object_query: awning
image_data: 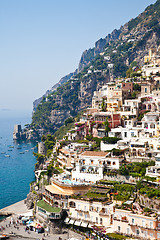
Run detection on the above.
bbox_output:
[87,224,93,229]
[69,219,75,224]
[64,217,70,223]
[74,220,81,226]
[81,222,88,228]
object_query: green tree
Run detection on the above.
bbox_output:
[103,118,110,137]
[126,68,133,78]
[101,98,106,112]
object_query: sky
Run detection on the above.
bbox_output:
[0,0,157,117]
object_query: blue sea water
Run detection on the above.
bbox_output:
[0,114,37,209]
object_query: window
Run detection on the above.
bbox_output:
[100,218,103,225]
[96,217,98,224]
[124,132,127,138]
[85,214,87,219]
[145,88,147,93]
[127,228,130,235]
[131,132,134,137]
[150,222,153,229]
[142,220,145,227]
[157,233,160,238]
[144,231,147,238]
[132,218,135,224]
[136,229,140,235]
[118,226,121,232]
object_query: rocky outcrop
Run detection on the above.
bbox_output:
[30,0,160,137]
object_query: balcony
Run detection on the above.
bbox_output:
[76,209,89,213]
[99,211,109,216]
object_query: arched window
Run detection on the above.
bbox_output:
[144,123,148,128]
[69,201,76,208]
[150,123,155,129]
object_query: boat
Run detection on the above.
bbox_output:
[5,155,10,157]
[17,147,22,149]
[8,149,13,151]
[19,152,24,154]
[0,235,9,239]
[9,146,14,148]
[25,150,29,152]
[1,152,6,154]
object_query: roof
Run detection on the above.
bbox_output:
[80,151,108,157]
[60,149,69,155]
[37,200,61,213]
[45,184,81,196]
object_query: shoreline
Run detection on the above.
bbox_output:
[0,199,29,216]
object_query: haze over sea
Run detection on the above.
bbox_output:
[0,111,36,210]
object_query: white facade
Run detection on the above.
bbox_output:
[68,199,114,228]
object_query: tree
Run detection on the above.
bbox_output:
[101,98,106,112]
[103,118,110,137]
[64,117,74,126]
[126,68,133,78]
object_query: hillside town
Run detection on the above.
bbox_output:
[29,48,160,240]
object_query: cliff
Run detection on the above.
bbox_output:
[30,0,160,138]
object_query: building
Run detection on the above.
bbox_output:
[36,199,62,221]
[68,198,114,229]
[42,177,90,210]
[92,112,121,138]
[72,151,107,182]
[113,207,160,240]
[38,142,46,155]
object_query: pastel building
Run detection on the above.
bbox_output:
[113,208,160,240]
[68,198,114,228]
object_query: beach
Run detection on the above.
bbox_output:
[0,200,84,240]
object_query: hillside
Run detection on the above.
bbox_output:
[30,0,160,138]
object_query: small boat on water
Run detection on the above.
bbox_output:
[25,150,29,152]
[19,152,24,154]
[8,149,13,151]
[17,147,22,149]
[9,146,14,148]
[5,155,10,157]
[0,234,9,239]
[1,152,6,154]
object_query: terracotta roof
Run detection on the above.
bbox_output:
[60,149,69,155]
[80,151,107,157]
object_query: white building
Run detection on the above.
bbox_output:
[72,151,107,182]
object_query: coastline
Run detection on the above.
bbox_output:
[0,199,30,216]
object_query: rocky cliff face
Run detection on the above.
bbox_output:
[33,28,121,112]
[30,0,160,137]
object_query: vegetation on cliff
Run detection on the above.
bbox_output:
[30,0,160,138]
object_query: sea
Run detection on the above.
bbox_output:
[0,111,37,210]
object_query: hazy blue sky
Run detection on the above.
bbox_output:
[0,0,156,117]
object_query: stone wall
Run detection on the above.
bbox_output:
[104,174,140,184]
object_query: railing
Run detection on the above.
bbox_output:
[76,209,89,213]
[99,212,109,216]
